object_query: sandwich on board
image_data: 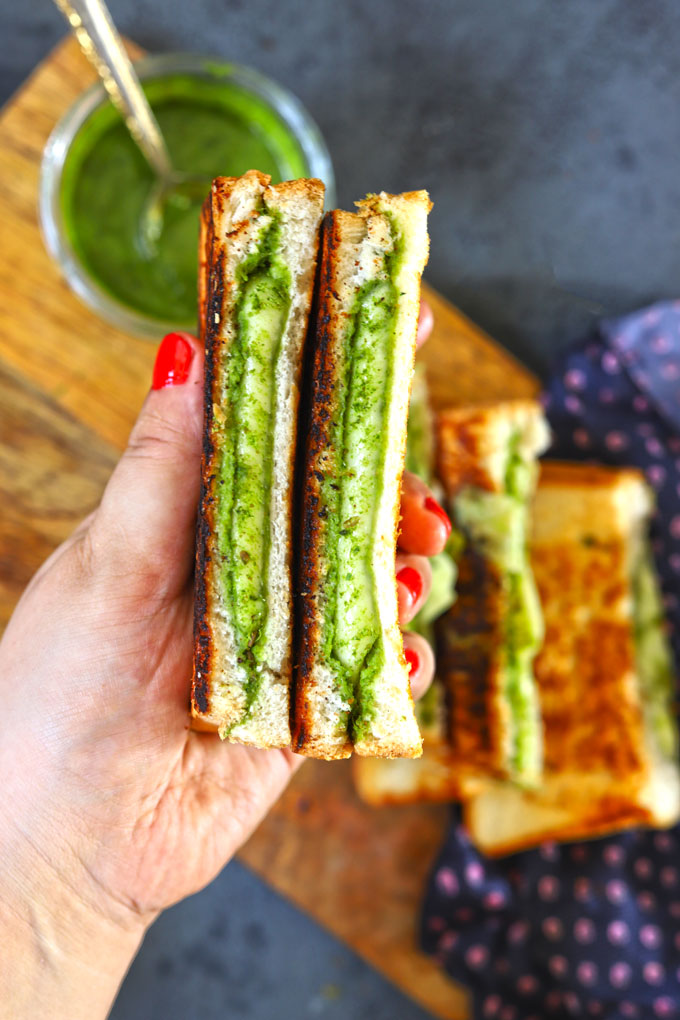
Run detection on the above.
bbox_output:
[466,461,680,854]
[192,171,431,759]
[436,399,549,790]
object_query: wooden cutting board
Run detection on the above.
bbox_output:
[0,36,538,1020]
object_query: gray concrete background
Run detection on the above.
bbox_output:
[109,862,434,1020]
[6,0,680,375]
[3,1,680,1016]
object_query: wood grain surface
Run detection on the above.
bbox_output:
[0,36,538,1020]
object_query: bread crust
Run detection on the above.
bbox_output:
[293,211,354,758]
[436,549,513,778]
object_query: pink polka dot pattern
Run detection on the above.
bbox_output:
[483,994,501,1016]
[601,350,620,373]
[609,961,632,988]
[643,961,665,985]
[639,924,662,949]
[549,955,568,978]
[507,920,529,944]
[465,861,484,885]
[653,998,676,1018]
[465,944,488,969]
[542,916,563,940]
[669,516,680,539]
[603,844,624,866]
[605,879,627,904]
[437,930,458,952]
[647,464,667,487]
[637,890,657,911]
[634,857,653,879]
[436,867,458,895]
[652,335,672,354]
[421,304,680,1019]
[654,833,673,852]
[661,361,680,380]
[576,961,597,986]
[573,877,591,901]
[516,974,537,995]
[605,430,629,451]
[607,920,630,945]
[538,875,560,901]
[565,368,587,390]
[483,889,506,910]
[574,918,596,943]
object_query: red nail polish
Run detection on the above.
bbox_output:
[397,565,423,607]
[404,647,419,674]
[424,496,452,536]
[152,333,193,390]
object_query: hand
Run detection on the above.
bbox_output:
[0,301,448,1019]
[399,298,448,699]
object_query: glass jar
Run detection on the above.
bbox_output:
[40,53,336,339]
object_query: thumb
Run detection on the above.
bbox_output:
[90,332,205,596]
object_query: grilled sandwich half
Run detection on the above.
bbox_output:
[466,462,680,854]
[436,400,550,790]
[192,170,324,746]
[293,191,431,759]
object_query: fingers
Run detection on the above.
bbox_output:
[416,299,433,349]
[403,631,435,701]
[396,554,431,625]
[90,332,205,597]
[399,472,452,557]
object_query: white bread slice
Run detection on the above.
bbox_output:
[465,461,680,855]
[192,170,324,747]
[293,191,431,759]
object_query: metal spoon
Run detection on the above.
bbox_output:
[52,0,210,259]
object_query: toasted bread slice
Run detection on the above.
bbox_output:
[465,461,680,855]
[293,191,431,759]
[192,170,324,746]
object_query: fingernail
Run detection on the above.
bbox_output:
[152,333,194,390]
[404,647,419,674]
[424,496,452,536]
[397,565,423,608]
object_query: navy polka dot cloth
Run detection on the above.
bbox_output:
[421,302,680,1019]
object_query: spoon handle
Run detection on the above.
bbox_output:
[52,0,174,180]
